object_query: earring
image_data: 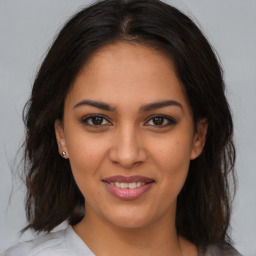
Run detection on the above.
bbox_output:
[62,151,66,157]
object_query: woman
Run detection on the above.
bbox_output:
[1,0,242,255]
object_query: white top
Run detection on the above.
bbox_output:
[1,226,94,256]
[1,226,242,256]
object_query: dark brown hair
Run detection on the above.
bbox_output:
[22,0,236,249]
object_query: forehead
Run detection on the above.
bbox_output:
[81,42,175,80]
[66,42,190,111]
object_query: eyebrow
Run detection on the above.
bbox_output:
[139,100,183,112]
[73,99,183,112]
[73,100,116,111]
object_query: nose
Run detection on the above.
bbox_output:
[108,125,147,168]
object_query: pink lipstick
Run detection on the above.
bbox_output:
[102,175,154,200]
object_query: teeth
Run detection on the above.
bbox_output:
[120,183,128,188]
[115,182,120,188]
[110,181,146,189]
[128,182,136,189]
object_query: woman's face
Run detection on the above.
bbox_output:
[55,42,207,229]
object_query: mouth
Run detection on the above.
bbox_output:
[102,175,155,200]
[105,181,147,189]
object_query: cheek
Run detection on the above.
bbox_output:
[154,136,192,167]
[65,132,109,188]
[66,140,106,205]
[150,133,192,184]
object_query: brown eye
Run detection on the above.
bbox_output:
[91,116,104,125]
[152,116,164,125]
[82,115,111,127]
[145,115,177,127]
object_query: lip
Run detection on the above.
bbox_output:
[103,175,154,183]
[102,175,155,200]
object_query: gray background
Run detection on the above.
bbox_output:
[0,0,255,255]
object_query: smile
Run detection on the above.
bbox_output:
[109,181,145,189]
[102,175,154,200]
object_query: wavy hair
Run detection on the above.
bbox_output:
[22,0,236,249]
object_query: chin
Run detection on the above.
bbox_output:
[103,207,156,230]
[109,217,151,230]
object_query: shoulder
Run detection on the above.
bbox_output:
[204,242,243,256]
[1,228,69,256]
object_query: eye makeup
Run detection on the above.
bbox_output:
[80,113,177,129]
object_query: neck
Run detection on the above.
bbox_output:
[73,207,188,256]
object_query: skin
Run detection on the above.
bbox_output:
[55,42,207,256]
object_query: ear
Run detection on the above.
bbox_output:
[190,118,208,160]
[55,119,69,158]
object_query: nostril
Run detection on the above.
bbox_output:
[108,138,147,167]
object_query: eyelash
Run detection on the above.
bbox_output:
[81,114,111,128]
[145,114,177,127]
[81,114,177,128]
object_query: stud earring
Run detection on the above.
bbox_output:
[62,151,66,157]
